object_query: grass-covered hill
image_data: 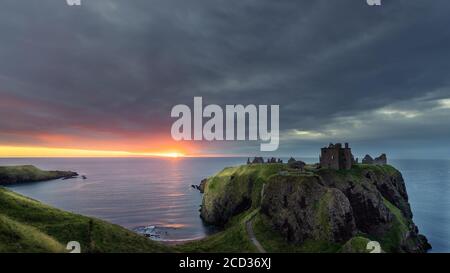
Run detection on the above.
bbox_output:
[195,163,431,253]
[0,165,78,185]
[0,187,170,253]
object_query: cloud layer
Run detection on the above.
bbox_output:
[1,0,450,158]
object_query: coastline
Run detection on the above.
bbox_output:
[0,160,437,253]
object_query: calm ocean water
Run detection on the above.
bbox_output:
[1,157,449,252]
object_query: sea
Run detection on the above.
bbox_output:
[1,157,449,252]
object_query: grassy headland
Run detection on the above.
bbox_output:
[193,162,430,253]
[0,165,78,186]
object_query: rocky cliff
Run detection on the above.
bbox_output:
[200,163,431,253]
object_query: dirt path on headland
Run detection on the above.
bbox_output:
[246,213,266,253]
[245,185,267,253]
[165,186,268,251]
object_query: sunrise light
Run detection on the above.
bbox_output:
[164,152,183,158]
[0,146,186,158]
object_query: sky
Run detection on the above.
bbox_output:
[1,0,450,159]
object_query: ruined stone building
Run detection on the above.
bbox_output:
[247,157,283,164]
[362,155,373,164]
[287,158,306,171]
[319,143,355,170]
[252,157,264,164]
[362,154,387,165]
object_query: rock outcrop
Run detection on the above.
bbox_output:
[192,178,209,193]
[198,178,208,193]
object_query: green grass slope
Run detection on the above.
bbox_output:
[0,187,170,253]
[203,163,287,210]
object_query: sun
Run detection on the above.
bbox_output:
[163,152,184,158]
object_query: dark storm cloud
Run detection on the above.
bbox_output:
[1,0,450,157]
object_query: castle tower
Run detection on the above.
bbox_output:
[319,143,354,170]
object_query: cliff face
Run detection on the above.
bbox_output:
[200,163,431,253]
[200,164,276,225]
[261,175,356,243]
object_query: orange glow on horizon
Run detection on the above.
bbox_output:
[164,152,183,158]
[0,146,187,158]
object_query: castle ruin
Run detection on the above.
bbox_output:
[319,143,355,170]
[362,153,387,165]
